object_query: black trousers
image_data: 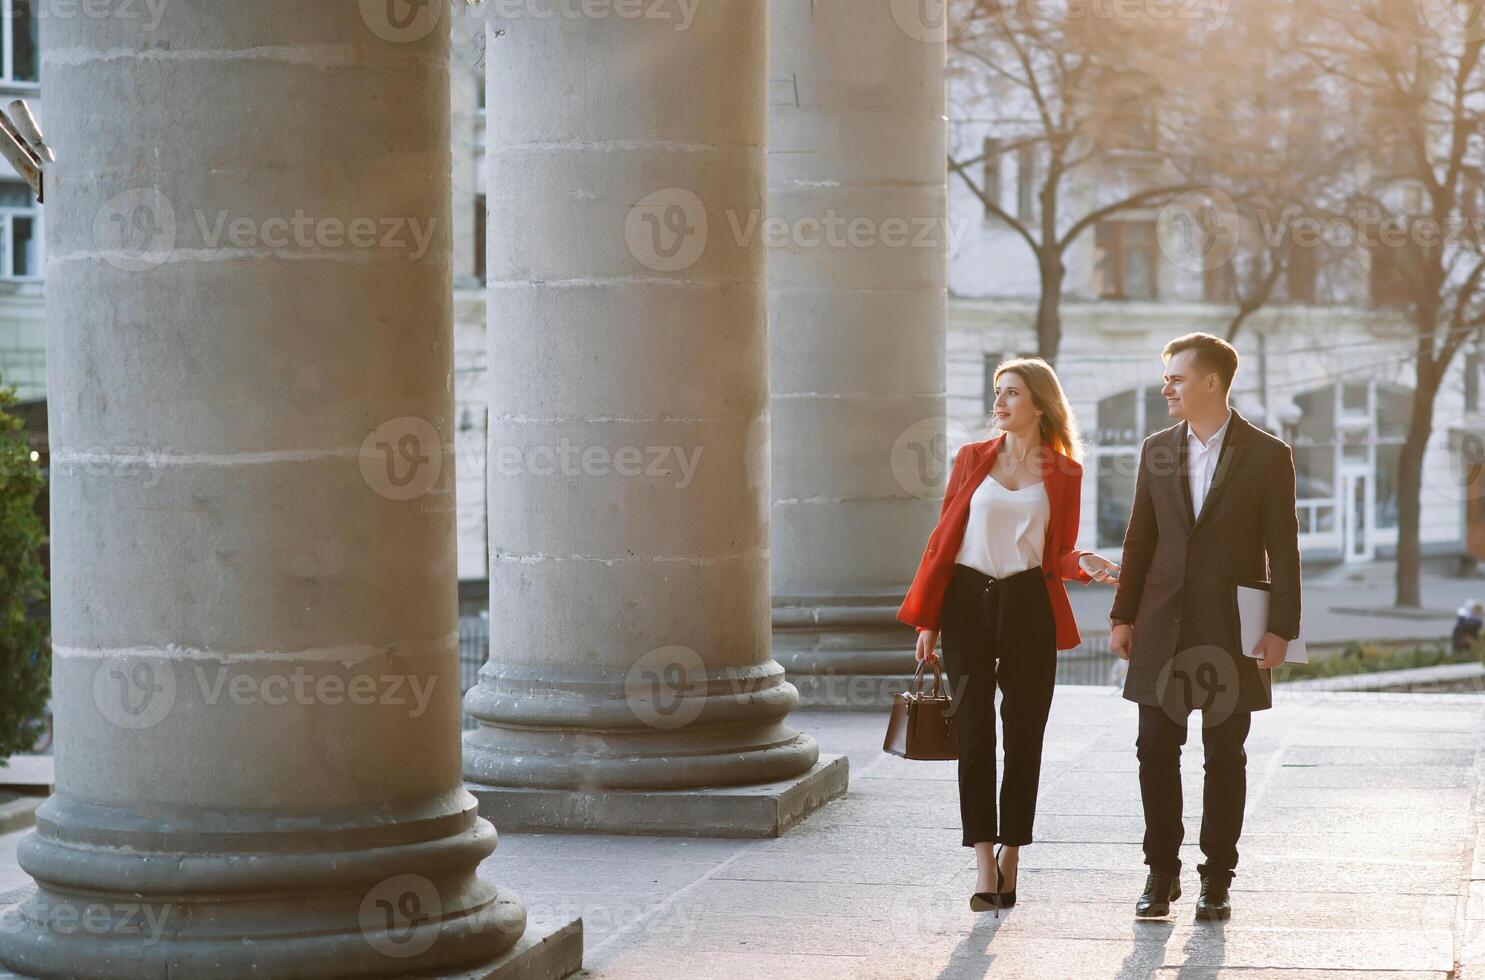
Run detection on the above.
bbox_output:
[1136,703,1252,882]
[938,562,1057,848]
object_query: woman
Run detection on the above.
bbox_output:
[897,356,1119,913]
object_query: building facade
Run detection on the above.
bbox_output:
[0,0,42,403]
[943,69,1477,569]
[7,4,1476,580]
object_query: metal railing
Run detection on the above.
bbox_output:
[455,615,1123,728]
[1057,632,1123,687]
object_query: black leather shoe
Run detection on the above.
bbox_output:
[1135,872,1181,918]
[1195,874,1231,921]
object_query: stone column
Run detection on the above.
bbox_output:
[464,1,847,836]
[0,4,576,978]
[768,0,950,707]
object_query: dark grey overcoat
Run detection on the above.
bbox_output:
[1109,407,1302,713]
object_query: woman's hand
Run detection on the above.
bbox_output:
[1078,553,1120,584]
[916,628,940,664]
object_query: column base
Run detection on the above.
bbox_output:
[432,919,583,980]
[0,793,528,980]
[773,596,918,708]
[0,912,582,980]
[466,754,848,838]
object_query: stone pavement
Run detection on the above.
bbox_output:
[480,687,1484,978]
[0,687,1479,978]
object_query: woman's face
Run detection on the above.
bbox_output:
[993,371,1040,434]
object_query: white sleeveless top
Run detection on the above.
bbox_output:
[953,475,1049,578]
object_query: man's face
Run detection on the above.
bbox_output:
[1160,349,1218,421]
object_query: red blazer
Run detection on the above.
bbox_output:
[897,433,1093,650]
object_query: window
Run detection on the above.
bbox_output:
[0,181,37,278]
[1093,385,1178,548]
[1287,381,1413,539]
[1369,228,1429,308]
[474,193,486,284]
[1112,105,1159,152]
[982,355,996,418]
[1287,236,1317,304]
[1204,262,1236,304]
[1374,384,1410,530]
[1291,386,1337,532]
[1016,144,1035,224]
[1095,220,1157,299]
[981,137,1001,216]
[1374,133,1414,178]
[3,0,35,83]
[1097,453,1137,549]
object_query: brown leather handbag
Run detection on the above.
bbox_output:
[883,659,958,760]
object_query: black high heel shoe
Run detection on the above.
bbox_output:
[969,844,1017,916]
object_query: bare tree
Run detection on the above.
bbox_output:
[946,1,1204,364]
[1301,0,1485,606]
[1181,0,1377,344]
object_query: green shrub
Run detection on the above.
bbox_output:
[0,385,48,762]
[1275,638,1474,683]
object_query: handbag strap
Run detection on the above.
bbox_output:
[911,658,946,699]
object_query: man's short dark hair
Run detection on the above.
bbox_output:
[1163,332,1239,392]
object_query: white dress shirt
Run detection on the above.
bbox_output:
[1187,408,1232,518]
[953,476,1049,578]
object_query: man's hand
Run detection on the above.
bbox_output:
[1253,631,1288,669]
[1110,623,1132,661]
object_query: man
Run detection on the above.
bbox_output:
[1109,333,1301,922]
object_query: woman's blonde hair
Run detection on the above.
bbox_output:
[989,356,1085,464]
